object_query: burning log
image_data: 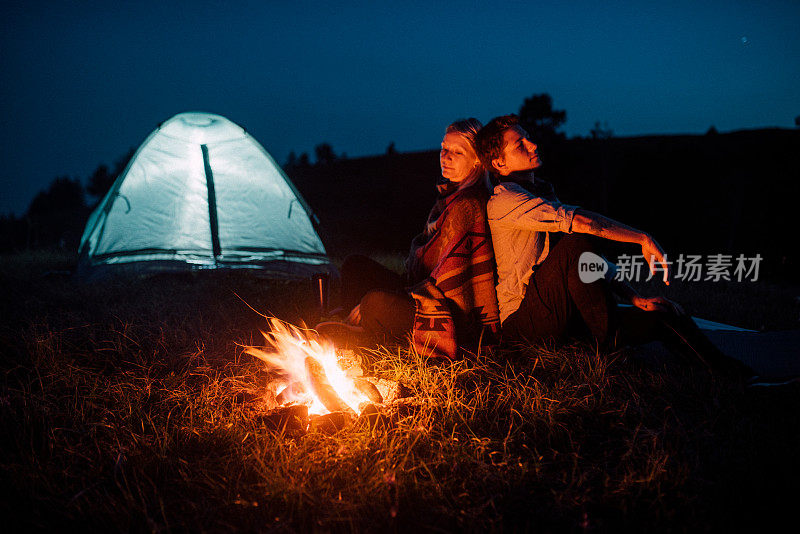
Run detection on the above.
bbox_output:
[275,381,307,405]
[257,404,309,432]
[305,356,354,414]
[353,377,383,404]
[336,349,364,377]
[356,403,389,430]
[370,378,412,404]
[246,317,418,419]
[309,411,354,434]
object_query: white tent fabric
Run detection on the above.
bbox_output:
[78,112,332,278]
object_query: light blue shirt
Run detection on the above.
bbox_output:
[487,181,578,322]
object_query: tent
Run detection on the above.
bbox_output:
[78,112,333,279]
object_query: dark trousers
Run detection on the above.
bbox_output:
[504,235,615,344]
[504,235,752,376]
[339,255,415,339]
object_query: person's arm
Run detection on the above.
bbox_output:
[571,209,670,284]
[488,183,577,234]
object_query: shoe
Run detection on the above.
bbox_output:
[746,375,800,388]
[314,321,367,348]
[316,307,346,323]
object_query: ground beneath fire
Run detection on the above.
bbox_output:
[1,251,798,532]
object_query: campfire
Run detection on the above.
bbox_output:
[245,318,413,432]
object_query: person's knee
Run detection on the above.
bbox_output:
[548,233,598,267]
[360,289,410,322]
[341,254,373,278]
[360,290,414,337]
[560,233,595,255]
[360,289,388,316]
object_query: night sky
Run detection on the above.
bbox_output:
[2,0,798,216]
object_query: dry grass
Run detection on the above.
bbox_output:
[1,251,798,532]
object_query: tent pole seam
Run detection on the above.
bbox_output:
[201,144,222,261]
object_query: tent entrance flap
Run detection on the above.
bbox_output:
[201,144,222,260]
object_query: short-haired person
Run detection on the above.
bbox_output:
[475,114,754,379]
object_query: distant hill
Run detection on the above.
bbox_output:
[288,151,440,256]
[287,128,799,278]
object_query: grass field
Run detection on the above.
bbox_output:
[1,251,799,532]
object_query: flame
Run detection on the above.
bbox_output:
[245,318,370,415]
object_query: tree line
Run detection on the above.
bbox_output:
[0,93,610,253]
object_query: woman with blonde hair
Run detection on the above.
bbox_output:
[318,119,500,358]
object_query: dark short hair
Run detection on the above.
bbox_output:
[474,114,520,176]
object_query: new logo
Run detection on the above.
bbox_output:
[578,251,608,283]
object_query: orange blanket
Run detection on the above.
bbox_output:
[406,183,501,359]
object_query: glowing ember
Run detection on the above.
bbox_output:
[245,318,373,416]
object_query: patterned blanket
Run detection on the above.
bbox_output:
[405,181,501,359]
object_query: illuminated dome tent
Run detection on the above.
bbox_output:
[78,112,333,278]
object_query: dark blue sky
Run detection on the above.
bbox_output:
[2,0,798,215]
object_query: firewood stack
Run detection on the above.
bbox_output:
[256,350,419,434]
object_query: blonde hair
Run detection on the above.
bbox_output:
[445,118,489,191]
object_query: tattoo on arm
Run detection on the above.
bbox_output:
[575,209,642,243]
[588,216,612,235]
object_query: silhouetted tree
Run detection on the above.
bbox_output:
[0,213,26,252]
[284,151,298,169]
[518,93,566,144]
[26,176,88,249]
[28,176,85,216]
[314,143,337,166]
[86,164,113,199]
[386,142,397,155]
[795,115,799,128]
[298,152,310,167]
[706,125,719,136]
[590,121,614,140]
[86,147,135,202]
